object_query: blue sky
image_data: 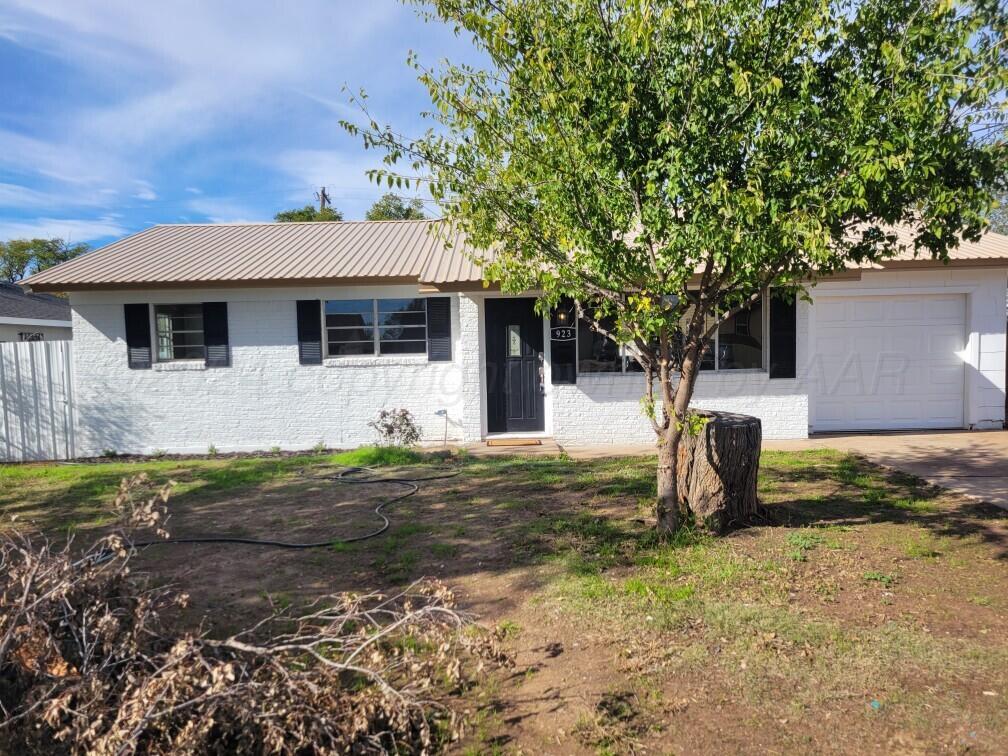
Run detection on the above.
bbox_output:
[0,1,476,247]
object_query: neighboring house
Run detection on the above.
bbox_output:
[0,282,72,343]
[23,220,1008,455]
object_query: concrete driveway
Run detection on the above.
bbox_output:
[767,429,1008,511]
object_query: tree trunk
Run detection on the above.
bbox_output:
[676,411,762,534]
[655,437,682,534]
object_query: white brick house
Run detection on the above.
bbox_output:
[23,220,1008,455]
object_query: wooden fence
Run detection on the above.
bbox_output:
[0,341,75,462]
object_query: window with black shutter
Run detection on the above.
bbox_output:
[769,293,797,379]
[296,299,323,364]
[123,303,152,369]
[426,297,452,361]
[202,302,230,367]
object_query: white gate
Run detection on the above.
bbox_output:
[0,341,75,462]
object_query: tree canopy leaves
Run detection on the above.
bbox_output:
[0,238,90,283]
[354,0,1006,347]
[366,193,427,221]
[346,0,1007,529]
[274,205,344,222]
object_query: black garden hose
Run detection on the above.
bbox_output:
[96,465,460,561]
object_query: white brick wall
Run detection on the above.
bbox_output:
[551,377,808,444]
[70,285,468,455]
[458,294,484,442]
[67,268,1006,454]
[550,294,812,443]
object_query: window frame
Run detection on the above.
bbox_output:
[152,303,206,363]
[322,297,430,358]
[574,292,769,376]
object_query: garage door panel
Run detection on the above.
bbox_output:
[929,330,964,357]
[926,296,967,321]
[928,365,964,388]
[816,301,848,323]
[811,293,965,432]
[851,300,885,321]
[851,333,885,354]
[886,298,922,321]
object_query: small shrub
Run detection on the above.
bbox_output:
[270,445,282,454]
[151,448,167,459]
[100,448,118,458]
[369,408,422,447]
[207,443,218,457]
[312,440,327,454]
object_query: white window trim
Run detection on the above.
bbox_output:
[575,292,769,376]
[322,297,429,359]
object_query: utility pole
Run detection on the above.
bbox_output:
[315,186,331,213]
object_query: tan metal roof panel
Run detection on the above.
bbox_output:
[23,220,1008,292]
[24,219,483,291]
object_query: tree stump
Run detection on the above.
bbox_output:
[676,411,762,534]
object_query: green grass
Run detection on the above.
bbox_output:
[863,570,898,588]
[0,445,433,534]
[891,497,939,515]
[3,445,1006,752]
[329,445,427,467]
[786,529,826,561]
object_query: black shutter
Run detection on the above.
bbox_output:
[769,292,797,379]
[426,297,452,361]
[202,302,230,367]
[123,303,151,369]
[296,299,323,365]
[550,296,577,384]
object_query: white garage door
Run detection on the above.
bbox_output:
[810,293,966,432]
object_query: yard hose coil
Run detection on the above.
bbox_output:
[94,465,460,563]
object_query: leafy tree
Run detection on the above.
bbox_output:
[365,193,427,221]
[347,0,1008,533]
[0,238,90,283]
[274,205,344,222]
[989,191,1008,234]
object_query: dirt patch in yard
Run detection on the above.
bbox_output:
[4,449,1008,753]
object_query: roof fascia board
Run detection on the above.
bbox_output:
[0,316,72,327]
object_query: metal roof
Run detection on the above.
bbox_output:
[24,220,489,291]
[0,282,71,322]
[22,219,1008,292]
[870,225,1008,263]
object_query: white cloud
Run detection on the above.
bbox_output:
[132,181,157,201]
[0,1,467,227]
[0,181,119,211]
[186,197,267,224]
[0,215,128,242]
[0,1,402,200]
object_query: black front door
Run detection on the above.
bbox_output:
[485,298,545,433]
